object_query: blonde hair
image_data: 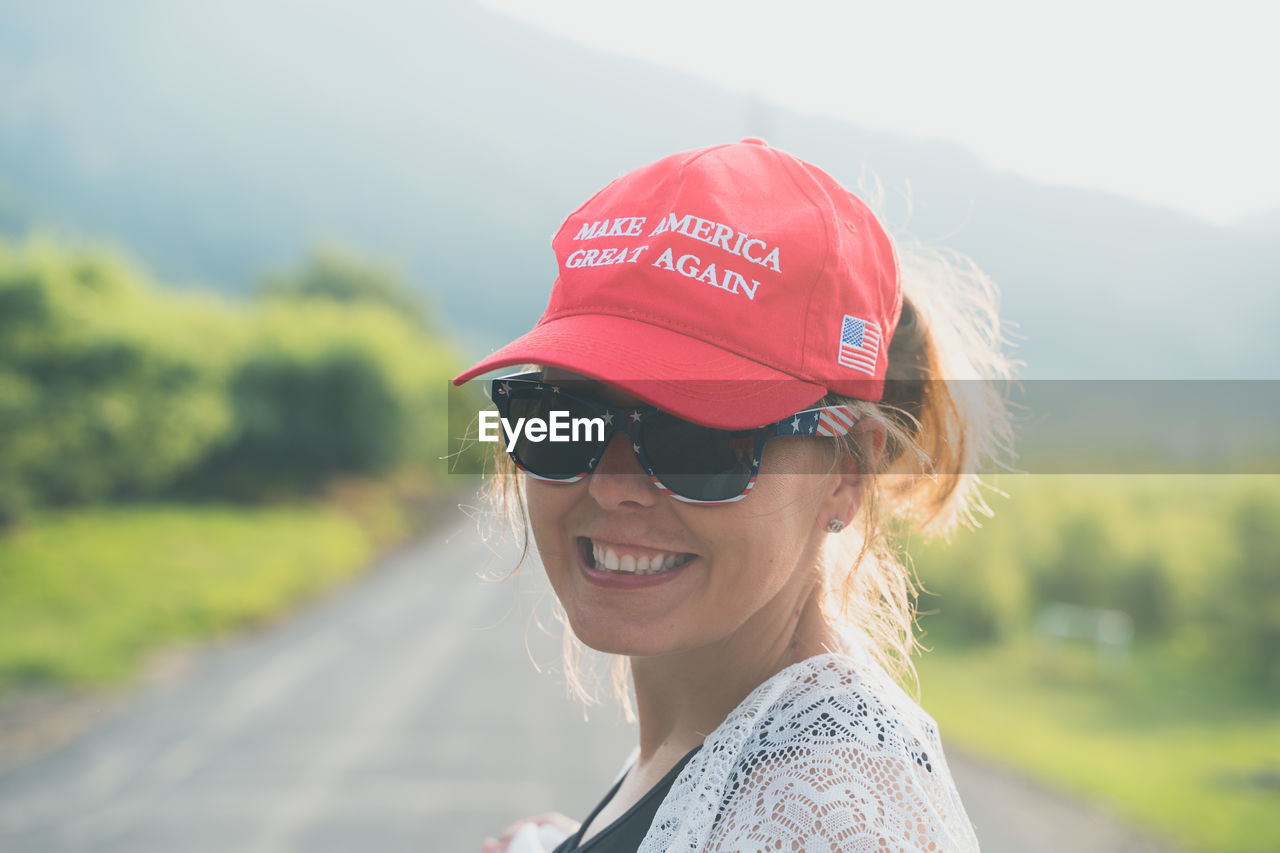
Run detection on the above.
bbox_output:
[813,236,1016,687]
[480,237,1015,718]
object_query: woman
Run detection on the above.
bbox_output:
[456,139,1011,852]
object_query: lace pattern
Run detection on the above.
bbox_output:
[637,652,979,852]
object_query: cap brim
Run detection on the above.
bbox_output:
[452,314,827,430]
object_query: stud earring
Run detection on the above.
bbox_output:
[826,518,845,533]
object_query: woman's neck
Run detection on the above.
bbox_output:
[627,581,836,765]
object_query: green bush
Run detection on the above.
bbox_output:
[256,245,433,329]
[1,237,477,518]
[911,476,1280,695]
[178,296,471,497]
[1114,554,1175,638]
[0,239,236,520]
[1203,491,1280,691]
[232,345,403,474]
[1029,514,1116,608]
[915,530,1030,645]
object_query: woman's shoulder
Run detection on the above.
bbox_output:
[639,652,979,852]
[751,652,944,766]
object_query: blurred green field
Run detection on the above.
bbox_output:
[919,646,1280,853]
[0,503,375,688]
[913,475,1280,687]
[912,475,1280,853]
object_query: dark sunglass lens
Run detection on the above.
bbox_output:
[504,387,606,479]
[640,414,755,501]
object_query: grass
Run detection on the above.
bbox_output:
[0,503,377,689]
[916,643,1280,853]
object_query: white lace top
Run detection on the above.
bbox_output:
[631,651,979,852]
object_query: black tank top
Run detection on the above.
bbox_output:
[552,746,701,853]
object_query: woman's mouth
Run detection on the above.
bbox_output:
[578,537,697,576]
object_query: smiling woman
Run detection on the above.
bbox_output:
[527,373,843,662]
[454,140,1013,852]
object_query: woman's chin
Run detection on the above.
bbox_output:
[573,629,659,657]
[567,617,676,658]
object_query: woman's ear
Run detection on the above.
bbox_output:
[857,415,888,467]
[821,416,887,529]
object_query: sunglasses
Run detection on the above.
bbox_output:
[489,371,861,504]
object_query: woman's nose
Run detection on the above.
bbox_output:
[586,433,660,508]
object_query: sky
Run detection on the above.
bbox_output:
[478,0,1279,228]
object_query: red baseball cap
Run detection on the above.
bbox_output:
[452,139,902,430]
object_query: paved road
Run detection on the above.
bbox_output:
[0,506,1174,852]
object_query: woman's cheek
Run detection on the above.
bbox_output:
[525,480,580,574]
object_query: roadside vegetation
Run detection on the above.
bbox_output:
[0,502,373,687]
[912,475,1280,853]
[0,237,481,690]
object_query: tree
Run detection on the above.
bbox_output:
[256,245,432,328]
[0,238,235,521]
[1204,494,1280,692]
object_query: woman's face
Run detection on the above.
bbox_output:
[526,370,851,661]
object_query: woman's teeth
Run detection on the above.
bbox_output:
[590,543,694,575]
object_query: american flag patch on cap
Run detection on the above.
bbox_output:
[837,314,881,376]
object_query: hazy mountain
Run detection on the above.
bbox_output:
[1,0,1276,378]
